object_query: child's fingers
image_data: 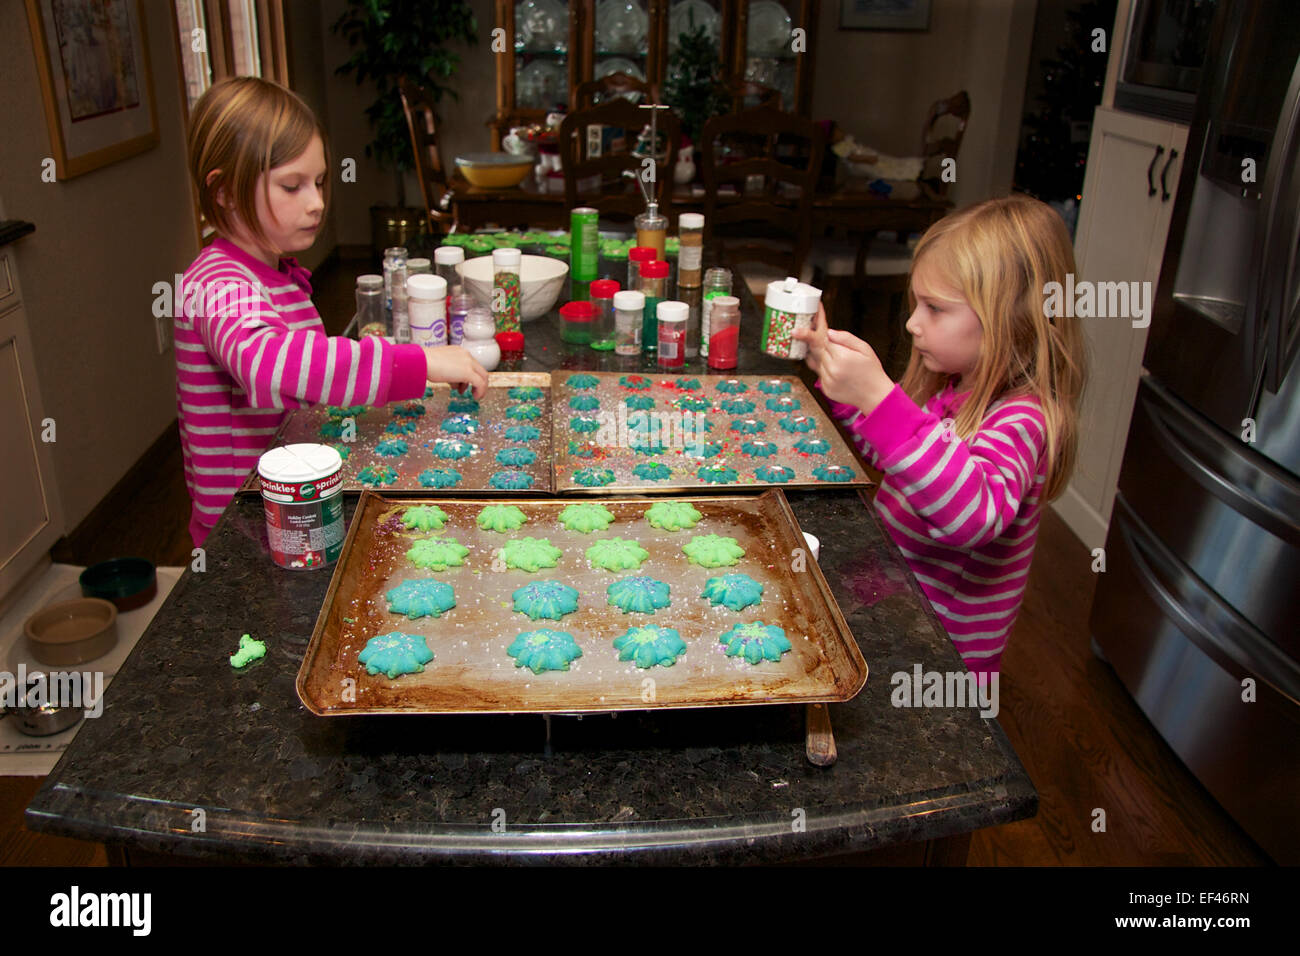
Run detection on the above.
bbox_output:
[826,328,878,357]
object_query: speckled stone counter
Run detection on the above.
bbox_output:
[25,302,1036,865]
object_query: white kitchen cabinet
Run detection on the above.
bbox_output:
[1052,107,1188,549]
[0,243,65,608]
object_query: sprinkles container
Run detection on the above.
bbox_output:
[258,444,345,570]
[762,277,822,360]
[491,247,522,333]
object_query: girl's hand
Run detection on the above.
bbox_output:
[424,346,489,399]
[794,304,894,413]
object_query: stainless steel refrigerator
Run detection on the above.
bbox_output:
[1090,0,1300,864]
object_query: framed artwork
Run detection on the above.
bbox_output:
[25,0,159,179]
[840,0,932,31]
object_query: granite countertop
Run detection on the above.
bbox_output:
[25,285,1036,864]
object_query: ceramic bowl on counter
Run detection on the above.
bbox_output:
[456,254,569,322]
[454,152,533,189]
[79,557,156,611]
[23,597,119,667]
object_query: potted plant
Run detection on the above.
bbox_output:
[332,0,478,255]
[662,22,729,166]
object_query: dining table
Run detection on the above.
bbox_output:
[24,260,1035,865]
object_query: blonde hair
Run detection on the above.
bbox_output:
[899,196,1087,502]
[187,76,329,255]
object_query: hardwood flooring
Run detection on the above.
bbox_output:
[1,257,1270,866]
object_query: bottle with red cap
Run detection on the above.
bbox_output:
[558,300,598,346]
[639,260,670,354]
[628,246,656,295]
[495,330,525,366]
[588,279,619,350]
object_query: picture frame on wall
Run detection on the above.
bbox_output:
[840,0,932,32]
[25,0,159,179]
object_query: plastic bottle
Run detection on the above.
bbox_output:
[639,260,669,354]
[614,290,645,356]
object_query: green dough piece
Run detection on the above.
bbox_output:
[502,537,563,572]
[507,403,542,420]
[718,621,792,664]
[496,447,538,467]
[701,573,764,611]
[505,425,541,442]
[558,503,616,533]
[742,440,778,457]
[755,464,795,483]
[613,625,686,668]
[573,467,615,487]
[375,438,408,457]
[418,467,462,488]
[406,538,469,570]
[697,464,739,484]
[607,576,671,614]
[511,581,580,620]
[359,631,434,678]
[402,505,450,532]
[633,462,673,481]
[813,463,854,482]
[507,628,583,674]
[508,385,544,401]
[645,501,703,531]
[477,504,528,532]
[683,533,745,567]
[716,378,748,393]
[586,537,649,571]
[489,469,534,490]
[385,579,456,619]
[229,633,266,668]
[432,439,475,459]
[758,379,792,394]
[569,394,600,411]
[358,465,398,487]
[778,415,817,433]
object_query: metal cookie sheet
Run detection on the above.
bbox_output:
[296,489,868,715]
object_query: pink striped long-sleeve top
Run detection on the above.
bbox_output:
[820,378,1048,674]
[176,238,428,546]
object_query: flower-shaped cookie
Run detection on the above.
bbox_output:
[392,402,426,418]
[719,398,756,415]
[440,414,479,434]
[496,447,538,467]
[573,467,615,487]
[418,467,462,488]
[613,625,686,668]
[385,579,456,619]
[358,465,398,487]
[558,503,616,533]
[683,534,745,567]
[501,537,562,572]
[489,469,534,490]
[432,439,475,459]
[718,621,792,664]
[385,419,417,435]
[406,538,469,570]
[697,464,739,484]
[505,424,541,442]
[359,632,434,678]
[511,581,579,620]
[755,464,795,483]
[507,628,583,673]
[778,415,817,433]
[586,538,650,571]
[447,397,480,414]
[730,418,766,434]
[570,416,601,433]
[645,501,702,531]
[569,394,600,411]
[624,395,655,411]
[741,440,778,457]
[794,437,831,455]
[813,463,853,482]
[765,396,801,413]
[607,577,671,615]
[633,462,673,481]
[375,439,409,457]
[477,504,528,532]
[716,378,748,393]
[619,374,652,390]
[566,374,600,390]
[701,573,764,612]
[401,505,449,532]
[506,404,542,420]
[508,385,544,401]
[758,379,792,395]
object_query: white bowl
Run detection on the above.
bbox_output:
[456,254,570,322]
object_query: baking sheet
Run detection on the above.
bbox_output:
[550,372,871,493]
[240,372,554,494]
[296,490,867,715]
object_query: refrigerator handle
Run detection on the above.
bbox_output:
[1250,52,1300,394]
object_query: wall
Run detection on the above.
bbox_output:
[0,1,196,532]
[811,0,1036,207]
[286,0,337,269]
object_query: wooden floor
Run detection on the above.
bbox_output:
[1,258,1270,866]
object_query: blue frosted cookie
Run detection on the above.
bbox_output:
[507,628,583,673]
[570,416,601,433]
[730,418,766,434]
[701,573,764,612]
[573,466,615,487]
[385,579,456,619]
[358,465,398,486]
[567,440,598,458]
[512,581,579,620]
[741,440,778,457]
[765,396,801,413]
[697,464,739,484]
[624,395,655,411]
[566,374,600,390]
[319,420,347,439]
[508,385,544,401]
[447,396,480,414]
[683,440,725,459]
[507,404,542,420]
[719,398,756,415]
[674,377,702,390]
[607,576,671,615]
[632,461,673,481]
[385,419,417,435]
[393,402,426,418]
[505,424,541,442]
[332,443,351,460]
[418,467,462,488]
[432,439,475,459]
[569,394,600,411]
[327,404,368,419]
[490,469,534,490]
[619,374,652,390]
[716,378,748,393]
[440,414,479,434]
[613,625,686,668]
[375,439,408,457]
[758,378,792,395]
[794,437,831,455]
[755,464,795,483]
[359,632,434,678]
[675,395,713,412]
[813,463,853,482]
[718,621,792,664]
[779,415,817,433]
[496,447,538,467]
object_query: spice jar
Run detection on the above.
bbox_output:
[434,246,464,297]
[406,274,447,347]
[656,301,688,368]
[680,284,702,359]
[628,246,656,295]
[382,246,407,310]
[462,306,500,371]
[559,300,598,346]
[406,257,431,276]
[448,292,473,346]
[492,247,522,334]
[589,279,619,351]
[355,274,386,339]
[700,267,733,359]
[762,277,822,359]
[639,260,669,354]
[613,290,645,356]
[634,201,667,259]
[707,295,740,370]
[676,213,704,289]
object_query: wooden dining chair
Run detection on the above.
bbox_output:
[571,71,654,110]
[398,77,457,235]
[716,76,782,113]
[919,90,971,197]
[558,98,680,221]
[699,104,824,288]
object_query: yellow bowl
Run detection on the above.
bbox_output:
[455,153,532,189]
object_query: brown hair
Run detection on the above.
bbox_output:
[187,76,329,255]
[898,196,1088,502]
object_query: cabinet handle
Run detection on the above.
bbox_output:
[1160,148,1179,201]
[1147,144,1165,197]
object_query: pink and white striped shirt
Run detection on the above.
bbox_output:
[820,379,1048,674]
[175,238,428,546]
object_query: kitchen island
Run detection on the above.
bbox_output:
[25,292,1036,865]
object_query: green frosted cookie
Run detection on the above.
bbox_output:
[326,404,368,419]
[755,464,795,483]
[392,402,426,418]
[730,418,766,435]
[507,403,542,420]
[742,440,778,457]
[718,621,792,664]
[375,439,408,457]
[758,378,792,395]
[385,579,456,619]
[558,503,616,533]
[385,419,417,435]
[613,625,686,668]
[586,538,649,571]
[675,395,713,412]
[507,628,583,674]
[501,537,563,572]
[719,398,756,415]
[406,538,469,570]
[624,395,655,411]
[511,581,579,620]
[508,385,544,401]
[447,396,480,414]
[607,576,671,614]
[359,632,434,678]
[432,439,475,459]
[573,467,615,487]
[319,420,347,439]
[701,573,764,611]
[716,378,748,393]
[569,394,600,411]
[496,446,538,467]
[566,374,600,390]
[683,534,745,567]
[358,465,398,487]
[619,374,652,390]
[778,415,817,433]
[331,443,351,460]
[401,505,449,532]
[505,424,541,442]
[697,464,739,484]
[570,416,601,433]
[813,463,854,482]
[645,501,702,531]
[477,504,528,532]
[794,437,831,455]
[633,462,673,481]
[489,469,534,490]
